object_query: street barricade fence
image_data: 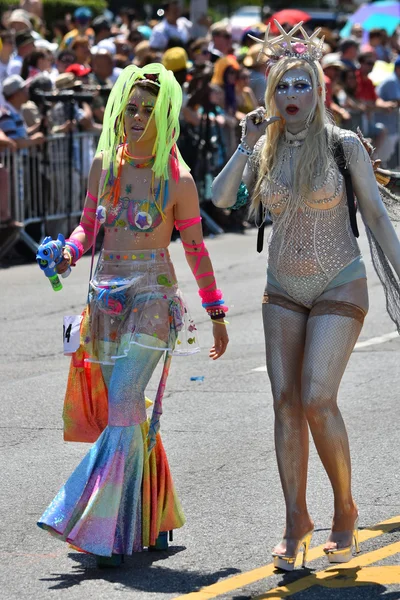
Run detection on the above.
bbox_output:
[0,131,99,258]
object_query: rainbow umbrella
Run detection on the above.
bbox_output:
[340,1,400,36]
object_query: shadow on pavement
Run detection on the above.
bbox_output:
[39,546,241,595]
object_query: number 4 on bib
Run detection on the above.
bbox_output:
[63,315,83,355]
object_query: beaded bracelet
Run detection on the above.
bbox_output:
[240,138,254,154]
[237,144,253,157]
[207,309,226,319]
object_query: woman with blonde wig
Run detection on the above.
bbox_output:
[213,22,400,571]
[37,63,229,567]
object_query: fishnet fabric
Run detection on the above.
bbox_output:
[378,181,400,222]
[303,310,362,520]
[263,289,363,547]
[366,225,400,334]
[263,302,310,544]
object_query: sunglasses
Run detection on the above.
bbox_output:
[365,61,375,66]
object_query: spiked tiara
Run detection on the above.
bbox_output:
[248,21,324,64]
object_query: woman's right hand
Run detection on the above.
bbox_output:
[241,108,280,148]
[56,250,72,274]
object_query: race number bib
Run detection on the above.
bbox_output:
[63,315,83,355]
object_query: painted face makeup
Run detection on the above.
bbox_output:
[124,87,157,143]
[274,67,315,124]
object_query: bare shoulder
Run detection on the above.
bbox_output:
[169,165,198,204]
[90,152,104,175]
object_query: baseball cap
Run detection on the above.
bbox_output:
[15,30,35,49]
[138,25,152,40]
[162,47,190,72]
[74,7,93,22]
[65,63,91,77]
[321,54,346,70]
[2,74,28,98]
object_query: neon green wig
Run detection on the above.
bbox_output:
[97,62,188,200]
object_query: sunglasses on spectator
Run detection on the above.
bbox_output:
[194,48,210,55]
[365,61,375,66]
[218,32,231,39]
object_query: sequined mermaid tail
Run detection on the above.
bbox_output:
[38,333,185,556]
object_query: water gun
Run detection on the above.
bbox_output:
[36,234,71,291]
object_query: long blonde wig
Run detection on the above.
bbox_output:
[251,57,332,222]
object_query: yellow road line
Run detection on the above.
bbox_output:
[256,540,400,599]
[320,566,400,588]
[173,515,400,600]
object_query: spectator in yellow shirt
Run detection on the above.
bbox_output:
[59,7,94,51]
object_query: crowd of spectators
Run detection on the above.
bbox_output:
[0,1,399,240]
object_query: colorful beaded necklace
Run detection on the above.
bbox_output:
[107,144,166,230]
[123,146,155,169]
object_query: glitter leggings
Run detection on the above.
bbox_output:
[262,279,368,539]
[101,333,167,427]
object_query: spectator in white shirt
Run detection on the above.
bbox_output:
[149,1,192,50]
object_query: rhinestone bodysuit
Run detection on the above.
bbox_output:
[251,129,362,307]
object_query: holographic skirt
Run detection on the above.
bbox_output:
[84,247,200,364]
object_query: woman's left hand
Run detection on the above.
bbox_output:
[209,320,229,360]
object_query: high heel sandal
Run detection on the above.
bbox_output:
[95,554,124,568]
[272,529,314,571]
[323,518,360,563]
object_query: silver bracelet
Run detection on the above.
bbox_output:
[237,143,253,157]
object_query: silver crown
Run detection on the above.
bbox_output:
[248,20,325,63]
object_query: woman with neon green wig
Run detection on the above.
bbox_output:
[37,63,229,567]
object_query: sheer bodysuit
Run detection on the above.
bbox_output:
[250,128,365,307]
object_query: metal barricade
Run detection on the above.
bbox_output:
[0,131,99,258]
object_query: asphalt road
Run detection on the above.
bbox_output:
[1,226,400,600]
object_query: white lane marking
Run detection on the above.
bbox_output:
[251,331,398,372]
[353,330,398,348]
